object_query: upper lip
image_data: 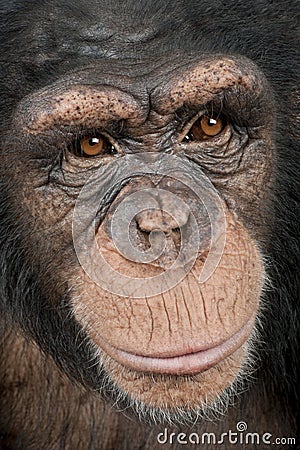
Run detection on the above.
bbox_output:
[98,315,256,375]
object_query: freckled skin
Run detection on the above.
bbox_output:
[0,0,299,449]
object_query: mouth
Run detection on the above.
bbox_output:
[98,315,256,375]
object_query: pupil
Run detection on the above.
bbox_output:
[208,118,217,126]
[89,137,100,146]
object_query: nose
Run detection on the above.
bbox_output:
[131,189,190,269]
[135,192,190,233]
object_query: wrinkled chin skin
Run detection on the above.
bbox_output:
[93,342,257,425]
[71,213,264,425]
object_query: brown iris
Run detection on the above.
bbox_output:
[186,115,226,141]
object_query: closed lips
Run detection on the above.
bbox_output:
[100,315,256,375]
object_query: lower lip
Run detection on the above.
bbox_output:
[98,316,256,375]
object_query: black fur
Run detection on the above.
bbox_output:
[0,1,299,449]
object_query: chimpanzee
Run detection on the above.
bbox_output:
[0,0,299,449]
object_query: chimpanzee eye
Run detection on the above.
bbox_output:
[72,134,117,158]
[184,115,227,142]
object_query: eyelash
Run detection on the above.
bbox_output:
[65,129,117,158]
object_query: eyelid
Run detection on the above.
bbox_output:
[179,109,208,140]
[69,129,120,158]
[178,108,227,143]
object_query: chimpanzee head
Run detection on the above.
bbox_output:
[0,0,297,426]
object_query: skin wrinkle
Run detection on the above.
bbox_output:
[12,57,267,250]
[180,283,193,332]
[162,292,172,337]
[72,212,263,365]
[14,56,271,143]
[190,268,209,326]
[174,288,180,327]
[216,296,225,329]
[145,297,154,343]
[121,299,131,333]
